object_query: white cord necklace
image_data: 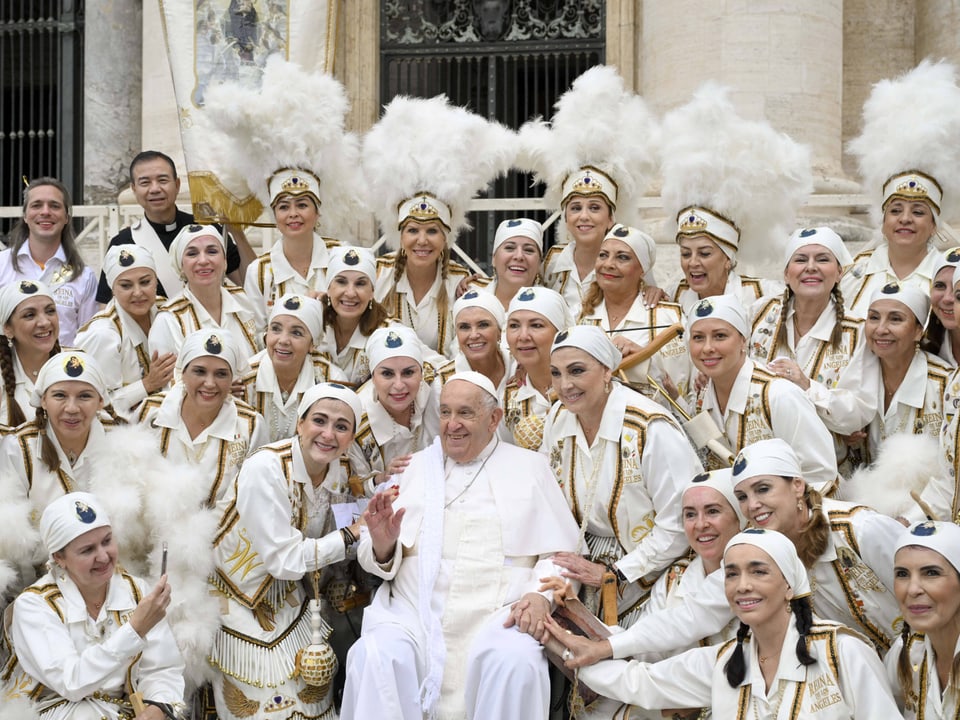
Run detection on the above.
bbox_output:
[443,438,499,509]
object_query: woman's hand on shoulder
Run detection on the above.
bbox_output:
[642,284,667,308]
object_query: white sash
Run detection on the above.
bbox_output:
[130,219,183,297]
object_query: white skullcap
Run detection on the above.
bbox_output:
[169,224,225,276]
[493,218,543,254]
[366,326,423,370]
[687,295,750,339]
[103,245,158,290]
[397,192,453,233]
[868,281,931,326]
[267,167,322,209]
[896,521,960,576]
[724,528,811,598]
[268,294,324,344]
[297,381,362,428]
[326,246,377,285]
[551,324,622,370]
[507,286,571,332]
[177,328,242,376]
[783,227,853,268]
[684,468,746,526]
[937,247,960,281]
[560,165,618,210]
[0,279,55,326]
[453,289,506,330]
[30,351,108,407]
[445,370,499,406]
[882,170,943,223]
[602,224,656,273]
[732,438,803,487]
[40,491,112,556]
[676,205,740,260]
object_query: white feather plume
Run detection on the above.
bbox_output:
[516,65,659,230]
[659,82,813,267]
[848,59,960,224]
[202,54,365,242]
[843,433,939,518]
[362,94,519,249]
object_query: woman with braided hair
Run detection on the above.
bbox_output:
[732,439,903,654]
[887,520,960,719]
[551,527,899,719]
[0,279,60,427]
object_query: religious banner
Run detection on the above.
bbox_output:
[156,0,337,224]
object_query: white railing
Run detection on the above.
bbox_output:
[0,194,875,275]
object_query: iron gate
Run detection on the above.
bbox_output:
[381,0,604,269]
[0,0,84,240]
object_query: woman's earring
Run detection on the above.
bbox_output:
[368,300,373,310]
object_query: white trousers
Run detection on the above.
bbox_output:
[341,606,550,720]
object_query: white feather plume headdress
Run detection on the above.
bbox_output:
[848,59,960,225]
[516,65,658,230]
[202,55,365,243]
[362,94,517,249]
[660,83,813,267]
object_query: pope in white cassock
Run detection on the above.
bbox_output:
[340,371,580,720]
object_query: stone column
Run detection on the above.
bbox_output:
[82,0,143,203]
[641,0,851,191]
[915,1,960,72]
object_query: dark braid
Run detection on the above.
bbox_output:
[723,621,752,687]
[791,596,816,667]
[829,285,845,350]
[35,406,61,473]
[772,287,793,358]
[0,340,25,426]
[896,621,915,698]
[101,403,127,426]
[921,313,947,355]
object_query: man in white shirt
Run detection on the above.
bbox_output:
[341,371,579,720]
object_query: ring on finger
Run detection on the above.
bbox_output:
[562,648,572,661]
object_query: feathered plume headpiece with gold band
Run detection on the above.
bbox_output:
[660,82,812,267]
[515,65,658,230]
[362,95,517,250]
[848,59,960,228]
[201,55,365,242]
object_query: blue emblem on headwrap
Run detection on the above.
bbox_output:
[204,335,223,354]
[695,299,714,318]
[733,452,748,476]
[462,290,479,300]
[507,219,522,227]
[283,296,302,310]
[75,501,97,524]
[385,331,403,348]
[911,521,938,536]
[344,249,360,265]
[64,356,85,378]
[881,282,901,295]
[799,228,817,238]
[518,288,536,302]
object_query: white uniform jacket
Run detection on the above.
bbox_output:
[242,234,339,334]
[885,632,960,719]
[840,244,938,318]
[3,571,185,719]
[541,383,703,596]
[502,379,553,451]
[579,620,902,719]
[238,348,347,443]
[666,271,782,317]
[542,241,595,319]
[74,299,163,418]
[697,359,840,493]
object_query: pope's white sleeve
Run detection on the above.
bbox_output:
[615,418,700,583]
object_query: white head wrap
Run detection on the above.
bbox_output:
[868,281,931,327]
[551,324,622,370]
[896,521,960,576]
[267,167,322,209]
[687,295,750,339]
[297,381,362,428]
[937,247,960,284]
[603,223,656,273]
[0,279,55,326]
[169,224,226,277]
[445,370,499,406]
[326,246,377,285]
[783,227,853,268]
[453,289,506,330]
[724,528,812,598]
[177,328,242,376]
[103,245,159,290]
[366,326,423,371]
[685,468,746,526]
[268,294,324,344]
[493,218,543,254]
[676,206,741,260]
[732,439,803,488]
[30,351,108,407]
[506,286,571,332]
[40,491,112,556]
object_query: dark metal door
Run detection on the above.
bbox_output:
[381,0,604,269]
